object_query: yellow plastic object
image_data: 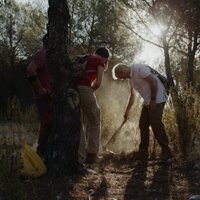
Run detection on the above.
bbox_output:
[21,142,47,178]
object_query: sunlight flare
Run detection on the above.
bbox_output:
[150,24,166,37]
[134,43,163,68]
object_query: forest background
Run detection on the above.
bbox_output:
[1,0,200,155]
[0,0,200,199]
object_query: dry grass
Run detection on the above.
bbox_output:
[0,97,39,200]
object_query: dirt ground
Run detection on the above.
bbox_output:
[23,152,200,200]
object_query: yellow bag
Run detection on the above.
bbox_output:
[21,141,47,178]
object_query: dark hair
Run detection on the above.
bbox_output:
[95,47,111,58]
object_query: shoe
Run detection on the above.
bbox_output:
[85,153,97,164]
[131,150,148,161]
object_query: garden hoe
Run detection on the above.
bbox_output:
[103,119,127,152]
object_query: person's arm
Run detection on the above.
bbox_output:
[144,74,157,110]
[124,88,135,121]
[27,63,47,96]
[92,65,104,91]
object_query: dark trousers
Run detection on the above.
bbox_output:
[139,102,169,152]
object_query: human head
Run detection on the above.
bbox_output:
[95,47,111,59]
[112,63,130,80]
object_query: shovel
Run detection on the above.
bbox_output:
[103,119,127,150]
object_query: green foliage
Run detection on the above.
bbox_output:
[20,3,47,58]
[68,0,139,62]
[0,0,46,108]
[163,86,200,158]
[0,0,46,60]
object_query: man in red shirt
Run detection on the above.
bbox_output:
[77,47,111,165]
[26,34,53,156]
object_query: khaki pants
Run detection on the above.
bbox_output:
[77,86,100,163]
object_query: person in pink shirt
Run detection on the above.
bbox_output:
[26,34,53,156]
[77,47,111,165]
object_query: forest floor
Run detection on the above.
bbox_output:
[23,152,200,200]
[1,125,200,200]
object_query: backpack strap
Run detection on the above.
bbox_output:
[148,66,170,95]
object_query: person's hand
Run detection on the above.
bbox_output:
[124,110,130,121]
[149,100,157,111]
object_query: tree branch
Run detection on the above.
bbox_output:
[119,19,163,48]
[120,0,162,40]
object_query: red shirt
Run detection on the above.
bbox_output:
[76,55,107,86]
[31,47,52,99]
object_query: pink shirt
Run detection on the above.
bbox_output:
[31,47,52,99]
[76,55,107,86]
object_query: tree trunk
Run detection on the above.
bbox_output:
[162,37,189,157]
[186,30,198,86]
[45,0,81,176]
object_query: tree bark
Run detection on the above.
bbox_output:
[186,30,198,86]
[162,36,189,157]
[45,0,81,176]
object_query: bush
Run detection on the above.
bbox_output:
[0,134,25,200]
[0,97,39,199]
[164,86,200,159]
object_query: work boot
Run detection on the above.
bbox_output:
[132,149,148,161]
[85,153,97,164]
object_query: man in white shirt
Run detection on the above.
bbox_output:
[112,63,172,160]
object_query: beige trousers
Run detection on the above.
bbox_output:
[77,86,100,163]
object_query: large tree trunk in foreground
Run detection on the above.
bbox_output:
[45,0,81,175]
